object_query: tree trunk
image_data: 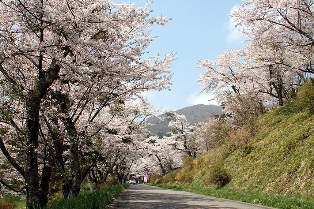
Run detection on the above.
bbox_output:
[62,178,72,199]
[62,117,82,198]
[69,141,82,198]
[155,154,166,175]
[25,60,60,209]
[25,99,40,209]
[39,166,52,208]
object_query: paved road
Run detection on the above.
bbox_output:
[107,184,276,209]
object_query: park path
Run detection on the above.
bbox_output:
[107,184,276,209]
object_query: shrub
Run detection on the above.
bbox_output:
[149,174,163,184]
[225,125,256,153]
[161,171,178,183]
[174,170,194,183]
[206,164,231,189]
[295,78,314,114]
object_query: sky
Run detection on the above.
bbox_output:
[114,0,245,111]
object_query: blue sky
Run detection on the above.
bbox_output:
[114,0,244,111]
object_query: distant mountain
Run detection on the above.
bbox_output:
[147,104,222,138]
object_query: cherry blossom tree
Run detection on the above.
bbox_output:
[189,116,229,153]
[0,0,174,208]
[165,112,198,158]
[139,135,183,175]
[230,0,314,91]
[87,100,155,185]
[232,0,314,67]
[198,0,314,127]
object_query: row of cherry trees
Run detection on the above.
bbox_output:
[0,0,175,208]
[198,0,314,126]
[134,112,215,177]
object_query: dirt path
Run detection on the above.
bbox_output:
[107,184,276,209]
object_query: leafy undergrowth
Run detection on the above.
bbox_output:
[0,194,25,209]
[46,184,127,209]
[150,84,314,209]
[0,196,15,209]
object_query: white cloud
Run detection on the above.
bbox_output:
[187,91,218,106]
[226,5,246,43]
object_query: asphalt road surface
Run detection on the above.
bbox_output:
[107,184,276,209]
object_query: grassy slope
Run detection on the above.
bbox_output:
[224,107,314,197]
[154,96,314,208]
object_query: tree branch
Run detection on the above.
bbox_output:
[0,137,25,177]
[0,178,26,193]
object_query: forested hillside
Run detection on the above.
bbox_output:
[147,104,222,138]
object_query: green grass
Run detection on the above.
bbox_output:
[46,184,127,209]
[11,195,26,209]
[152,182,314,209]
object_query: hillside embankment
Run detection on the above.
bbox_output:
[151,83,314,208]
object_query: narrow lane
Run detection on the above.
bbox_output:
[107,184,276,209]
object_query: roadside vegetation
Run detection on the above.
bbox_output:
[0,194,27,209]
[150,80,314,209]
[0,184,127,209]
[0,198,14,209]
[46,184,127,209]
